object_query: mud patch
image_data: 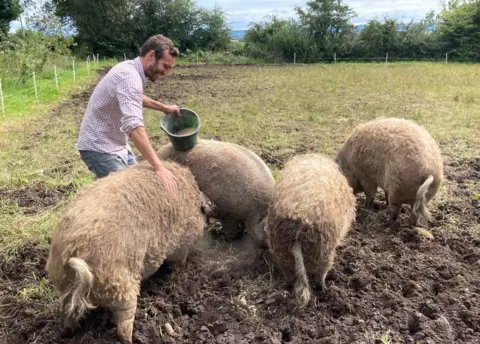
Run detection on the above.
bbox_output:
[446,157,480,184]
[144,66,224,105]
[441,157,480,224]
[0,182,76,214]
[260,144,313,169]
[144,64,280,108]
[1,215,479,344]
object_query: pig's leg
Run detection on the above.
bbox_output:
[360,180,377,210]
[113,298,137,344]
[314,252,334,291]
[166,246,190,267]
[388,193,402,230]
[280,265,295,291]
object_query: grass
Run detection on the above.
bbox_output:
[1,61,480,255]
[0,59,115,120]
[142,62,480,161]
[0,58,118,253]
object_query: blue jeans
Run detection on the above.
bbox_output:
[79,150,137,178]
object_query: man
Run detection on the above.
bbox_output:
[75,34,180,191]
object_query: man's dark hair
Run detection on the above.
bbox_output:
[140,34,180,59]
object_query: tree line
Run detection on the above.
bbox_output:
[1,0,480,67]
[243,0,480,61]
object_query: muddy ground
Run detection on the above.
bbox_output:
[0,65,479,344]
[0,182,77,214]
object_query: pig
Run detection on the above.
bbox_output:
[46,162,212,344]
[335,117,443,228]
[155,139,275,246]
[265,153,356,309]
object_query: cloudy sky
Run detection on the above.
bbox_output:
[9,0,442,32]
[197,0,442,29]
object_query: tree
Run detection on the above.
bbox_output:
[53,0,137,57]
[0,0,21,36]
[132,0,199,52]
[191,6,231,52]
[354,18,401,57]
[437,0,480,58]
[24,0,74,36]
[295,0,357,56]
[400,12,442,58]
[243,16,317,60]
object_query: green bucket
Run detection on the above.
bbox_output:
[160,108,201,151]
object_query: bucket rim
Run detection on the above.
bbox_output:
[160,107,201,138]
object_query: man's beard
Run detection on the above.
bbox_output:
[146,64,160,81]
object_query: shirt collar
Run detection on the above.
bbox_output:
[134,56,149,87]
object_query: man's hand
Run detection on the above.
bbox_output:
[162,104,180,116]
[154,163,178,193]
[129,126,178,192]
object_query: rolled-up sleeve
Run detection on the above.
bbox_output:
[116,75,144,134]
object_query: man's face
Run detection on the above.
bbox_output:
[145,49,175,82]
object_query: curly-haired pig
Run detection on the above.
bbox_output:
[46,162,212,344]
[156,139,275,246]
[265,153,356,309]
[335,117,443,227]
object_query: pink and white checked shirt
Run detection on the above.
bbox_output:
[76,57,150,164]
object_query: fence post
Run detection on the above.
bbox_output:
[54,64,59,90]
[0,79,5,120]
[386,52,389,63]
[73,60,76,82]
[97,53,99,64]
[334,52,337,64]
[33,72,39,105]
[124,53,127,61]
[87,57,90,75]
[294,52,296,64]
[446,53,448,64]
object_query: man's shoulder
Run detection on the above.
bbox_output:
[106,60,143,85]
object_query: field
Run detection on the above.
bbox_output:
[0,62,479,344]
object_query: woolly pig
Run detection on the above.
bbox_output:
[46,162,211,344]
[156,139,275,246]
[265,153,356,309]
[335,117,443,227]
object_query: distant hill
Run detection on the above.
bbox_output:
[230,30,246,40]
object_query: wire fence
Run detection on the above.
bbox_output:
[0,54,104,120]
[284,52,480,64]
[178,49,480,66]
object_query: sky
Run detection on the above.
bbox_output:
[9,0,443,33]
[197,0,443,30]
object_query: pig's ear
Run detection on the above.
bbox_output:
[199,192,215,217]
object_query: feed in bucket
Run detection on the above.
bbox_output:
[176,127,197,136]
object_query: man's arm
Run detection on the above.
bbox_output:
[116,76,177,191]
[143,95,180,115]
